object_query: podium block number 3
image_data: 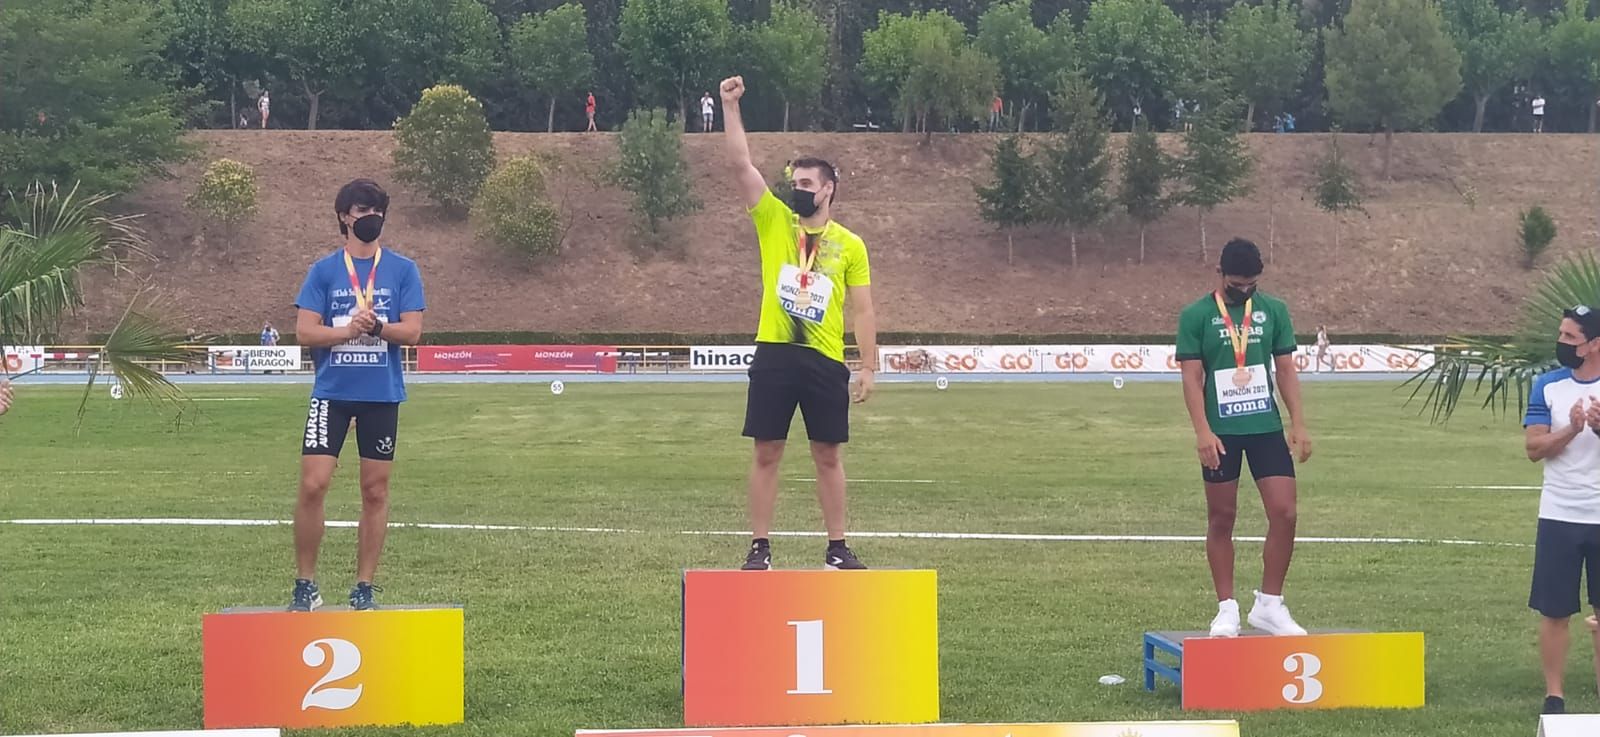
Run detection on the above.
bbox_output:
[787,620,832,695]
[302,638,365,711]
[1281,652,1324,704]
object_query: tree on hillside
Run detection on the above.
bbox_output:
[510,3,594,133]
[860,10,968,133]
[1519,205,1556,269]
[368,0,503,100]
[188,158,260,250]
[612,108,701,239]
[1220,0,1313,131]
[1120,120,1175,265]
[1443,0,1542,133]
[746,1,828,132]
[230,0,365,130]
[1325,0,1462,178]
[1308,133,1364,249]
[619,0,731,126]
[975,135,1037,265]
[163,0,244,128]
[1176,98,1254,262]
[900,31,1000,142]
[393,85,495,214]
[1081,0,1193,127]
[1032,71,1111,269]
[1546,0,1600,133]
[977,0,1054,133]
[0,1,192,193]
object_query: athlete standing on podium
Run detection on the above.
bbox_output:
[289,179,426,611]
[719,74,879,571]
[1177,239,1312,637]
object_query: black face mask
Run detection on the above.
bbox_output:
[1557,341,1585,369]
[351,213,384,243]
[789,188,821,218]
[1224,285,1255,304]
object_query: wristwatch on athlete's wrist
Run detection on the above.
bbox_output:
[369,320,386,338]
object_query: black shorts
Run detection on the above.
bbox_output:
[302,398,400,461]
[743,343,850,444]
[1530,518,1600,618]
[1202,432,1296,483]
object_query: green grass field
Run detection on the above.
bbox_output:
[0,380,1588,736]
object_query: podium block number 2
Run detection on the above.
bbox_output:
[302,638,364,711]
[787,620,832,695]
[1281,652,1323,705]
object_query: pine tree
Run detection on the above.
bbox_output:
[1032,71,1111,268]
[1118,120,1173,264]
[1177,98,1254,262]
[1308,133,1364,249]
[975,135,1037,265]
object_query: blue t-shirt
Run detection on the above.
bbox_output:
[294,248,425,403]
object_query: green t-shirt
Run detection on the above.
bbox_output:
[1175,291,1298,435]
[749,189,871,363]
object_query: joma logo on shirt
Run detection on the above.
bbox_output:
[333,352,382,366]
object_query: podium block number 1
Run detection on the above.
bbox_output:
[787,620,832,695]
[682,570,939,727]
[302,638,364,711]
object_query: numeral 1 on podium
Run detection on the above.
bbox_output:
[787,620,833,695]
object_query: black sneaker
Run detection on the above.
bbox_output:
[825,545,867,570]
[349,582,382,610]
[741,541,771,571]
[288,578,322,612]
[1543,695,1565,715]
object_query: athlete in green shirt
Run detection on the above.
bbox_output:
[720,74,879,571]
[1177,238,1313,636]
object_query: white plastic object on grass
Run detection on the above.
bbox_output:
[935,376,949,390]
[1098,674,1126,686]
[550,380,565,395]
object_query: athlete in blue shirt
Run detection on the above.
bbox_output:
[289,179,426,611]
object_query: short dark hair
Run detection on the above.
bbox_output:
[334,179,390,235]
[1564,305,1600,341]
[788,157,839,202]
[1219,238,1264,277]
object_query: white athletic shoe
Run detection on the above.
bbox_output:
[1209,599,1240,637]
[1248,590,1308,636]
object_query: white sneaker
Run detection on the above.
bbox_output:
[1248,590,1308,636]
[1209,599,1240,637]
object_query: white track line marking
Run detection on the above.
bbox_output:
[0,518,1526,547]
[47,470,261,476]
[1432,485,1539,490]
[790,478,937,484]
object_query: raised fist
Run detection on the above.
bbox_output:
[720,76,746,104]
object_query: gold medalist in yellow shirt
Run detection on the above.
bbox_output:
[750,190,871,363]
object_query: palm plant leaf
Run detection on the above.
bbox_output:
[1405,252,1600,422]
[78,294,195,426]
[1,182,195,421]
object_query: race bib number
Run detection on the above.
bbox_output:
[778,264,833,324]
[330,313,389,367]
[1215,365,1274,418]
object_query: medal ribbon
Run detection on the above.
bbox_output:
[343,247,383,312]
[796,230,818,289]
[1213,290,1254,369]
